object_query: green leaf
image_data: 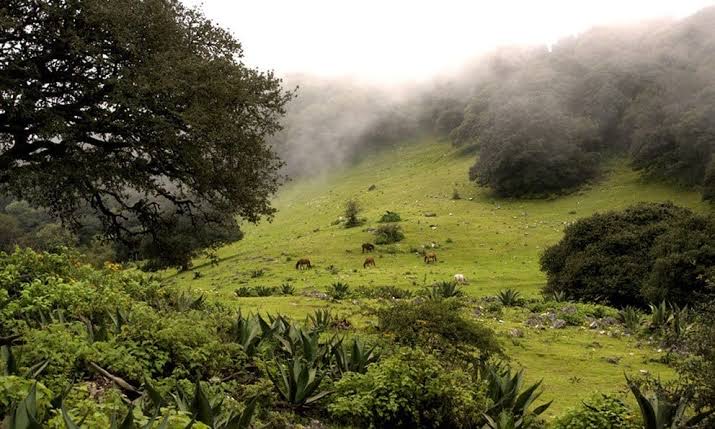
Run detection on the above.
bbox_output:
[191,379,214,426]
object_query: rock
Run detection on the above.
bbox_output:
[588,321,599,329]
[424,212,437,217]
[604,356,621,365]
[509,328,525,338]
[368,184,377,191]
[561,305,577,314]
[552,319,567,329]
[601,317,618,326]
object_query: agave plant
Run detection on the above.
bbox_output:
[2,345,50,378]
[254,286,276,297]
[626,375,714,429]
[267,358,331,407]
[170,379,258,429]
[274,323,331,365]
[483,410,526,429]
[307,309,333,332]
[482,363,551,423]
[332,338,380,374]
[497,289,523,307]
[545,290,567,303]
[668,303,692,340]
[175,292,206,311]
[648,301,672,330]
[426,281,462,299]
[280,283,296,295]
[5,383,44,429]
[619,306,641,334]
[327,282,350,300]
[232,312,264,356]
[107,307,131,335]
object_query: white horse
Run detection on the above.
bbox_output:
[453,274,467,284]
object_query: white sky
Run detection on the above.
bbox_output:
[183,0,715,83]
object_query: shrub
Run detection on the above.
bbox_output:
[378,211,402,223]
[329,348,489,428]
[678,301,715,409]
[552,394,640,429]
[540,202,715,308]
[374,223,405,244]
[377,299,502,361]
[344,199,362,228]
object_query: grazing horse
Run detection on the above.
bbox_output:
[362,243,375,253]
[453,274,467,284]
[424,252,438,264]
[295,258,312,270]
[363,256,376,268]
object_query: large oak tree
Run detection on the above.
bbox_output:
[1,0,293,267]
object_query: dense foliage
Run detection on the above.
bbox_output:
[329,348,488,428]
[377,299,502,361]
[541,202,715,307]
[0,0,292,265]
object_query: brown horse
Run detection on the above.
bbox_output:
[295,258,312,270]
[363,256,376,268]
[424,252,437,264]
[361,243,375,253]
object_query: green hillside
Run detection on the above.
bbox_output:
[165,137,709,417]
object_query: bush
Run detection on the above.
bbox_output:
[378,211,402,223]
[377,299,502,361]
[329,348,489,428]
[344,199,362,228]
[552,394,640,429]
[679,301,715,409]
[540,202,715,308]
[374,223,405,244]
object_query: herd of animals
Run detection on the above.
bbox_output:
[293,243,468,284]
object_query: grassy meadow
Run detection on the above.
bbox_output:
[164,137,709,418]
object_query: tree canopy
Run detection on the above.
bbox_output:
[0,0,293,266]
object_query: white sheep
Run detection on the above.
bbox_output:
[453,274,467,284]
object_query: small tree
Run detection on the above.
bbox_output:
[344,199,362,228]
[374,223,404,244]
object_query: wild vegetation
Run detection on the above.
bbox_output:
[1,1,715,428]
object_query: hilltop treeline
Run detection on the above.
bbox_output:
[440,7,715,197]
[276,8,715,199]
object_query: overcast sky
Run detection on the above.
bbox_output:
[183,0,715,83]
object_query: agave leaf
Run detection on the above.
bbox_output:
[626,375,658,429]
[304,389,332,405]
[513,379,543,414]
[143,378,164,410]
[223,395,259,429]
[25,359,50,379]
[61,402,82,429]
[2,345,17,376]
[191,379,214,426]
[532,400,553,416]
